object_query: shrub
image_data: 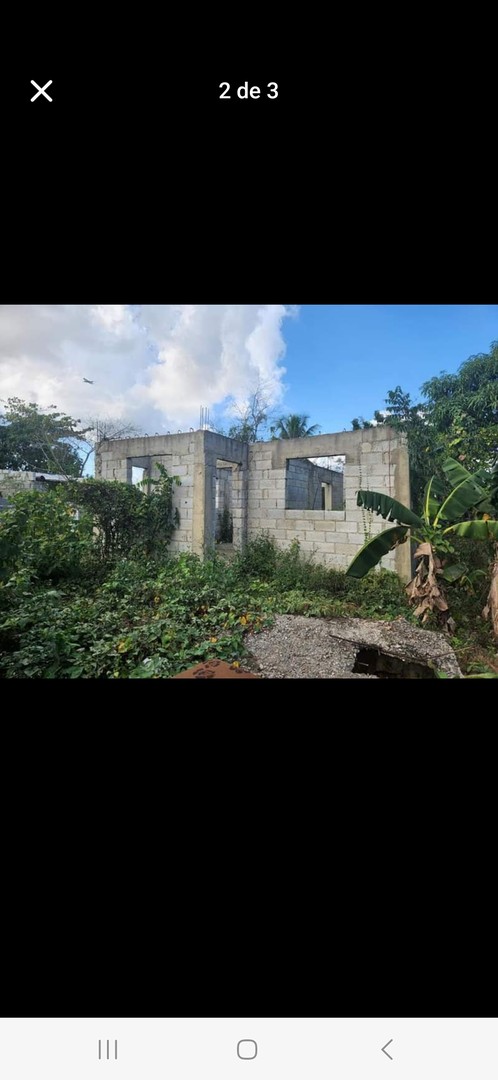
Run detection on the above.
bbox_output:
[0,487,95,584]
[66,463,181,560]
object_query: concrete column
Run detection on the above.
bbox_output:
[232,453,249,550]
[192,431,216,557]
[393,437,412,583]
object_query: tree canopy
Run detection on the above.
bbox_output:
[0,399,141,476]
[0,398,85,475]
[351,342,498,508]
[271,413,321,439]
[225,385,275,442]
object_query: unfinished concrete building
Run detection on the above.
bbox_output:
[96,426,411,581]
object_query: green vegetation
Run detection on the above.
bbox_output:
[0,510,414,678]
[2,335,497,679]
[1,491,496,678]
[0,397,140,477]
[355,342,498,508]
[0,397,86,476]
[271,414,321,439]
[346,457,498,638]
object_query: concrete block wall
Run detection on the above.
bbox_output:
[0,470,70,497]
[248,427,411,580]
[98,434,196,555]
[96,426,411,582]
[286,458,343,510]
[0,471,40,497]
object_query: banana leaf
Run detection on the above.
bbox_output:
[442,458,473,487]
[345,525,409,578]
[444,519,498,540]
[422,476,443,524]
[436,458,495,522]
[356,491,422,526]
[442,457,493,488]
[435,476,492,524]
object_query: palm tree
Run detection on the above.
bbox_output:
[272,414,321,439]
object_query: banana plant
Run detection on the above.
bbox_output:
[346,458,498,628]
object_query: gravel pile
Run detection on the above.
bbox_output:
[245,614,462,679]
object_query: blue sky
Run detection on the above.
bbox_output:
[1,305,497,443]
[280,305,498,432]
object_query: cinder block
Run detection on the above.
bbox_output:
[313,542,335,554]
[335,542,356,555]
[364,475,387,488]
[308,520,330,531]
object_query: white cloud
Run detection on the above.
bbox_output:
[0,304,294,432]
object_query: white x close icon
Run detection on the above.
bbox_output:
[30,80,53,102]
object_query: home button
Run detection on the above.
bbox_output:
[237,1040,258,1060]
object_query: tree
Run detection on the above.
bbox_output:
[345,457,498,634]
[272,413,321,439]
[351,411,386,430]
[368,343,498,509]
[420,342,498,470]
[77,416,142,475]
[0,398,85,476]
[225,384,276,443]
[0,399,141,477]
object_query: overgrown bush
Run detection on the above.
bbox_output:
[0,487,95,584]
[1,529,494,680]
[66,463,181,559]
[232,534,410,617]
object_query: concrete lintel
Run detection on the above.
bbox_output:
[128,456,151,470]
[270,426,399,468]
[101,433,194,459]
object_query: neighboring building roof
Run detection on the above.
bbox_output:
[34,473,69,482]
